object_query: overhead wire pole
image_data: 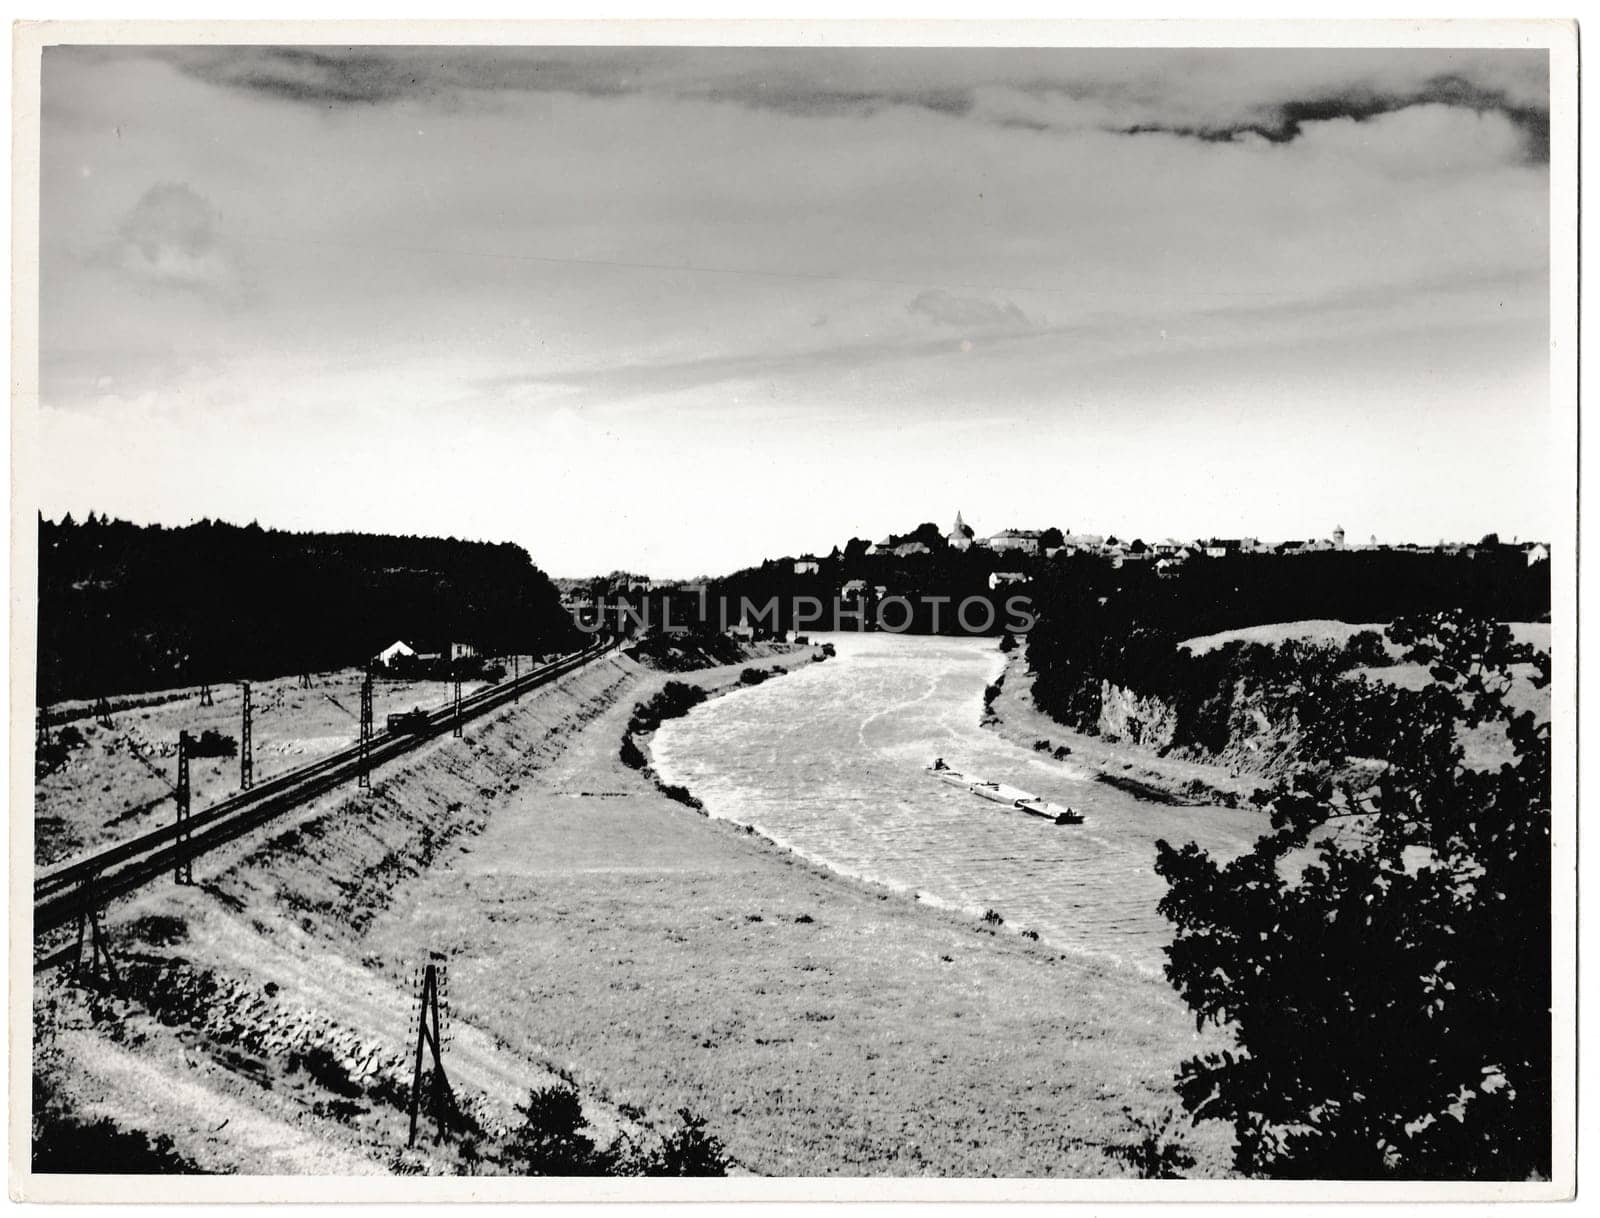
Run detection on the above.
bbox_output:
[408,957,455,1146]
[174,731,193,886]
[358,662,374,790]
[240,681,254,791]
[452,664,463,738]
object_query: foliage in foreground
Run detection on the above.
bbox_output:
[497,1085,729,1177]
[1155,611,1551,1179]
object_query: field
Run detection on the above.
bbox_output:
[32,663,529,866]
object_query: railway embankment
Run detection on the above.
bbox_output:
[31,645,798,1175]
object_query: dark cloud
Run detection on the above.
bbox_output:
[1111,73,1548,162]
[141,46,1546,163]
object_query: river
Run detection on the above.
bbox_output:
[651,632,1266,977]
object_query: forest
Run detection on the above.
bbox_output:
[36,514,580,704]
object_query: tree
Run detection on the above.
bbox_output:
[1154,611,1551,1179]
[1040,526,1066,550]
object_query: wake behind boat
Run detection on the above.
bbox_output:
[926,760,1085,825]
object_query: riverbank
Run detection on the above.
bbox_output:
[984,646,1265,810]
[352,642,1237,1177]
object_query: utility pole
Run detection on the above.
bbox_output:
[174,731,193,886]
[70,871,118,986]
[358,662,373,790]
[199,681,214,707]
[94,695,114,729]
[512,653,520,699]
[408,958,454,1146]
[452,666,463,738]
[240,682,254,791]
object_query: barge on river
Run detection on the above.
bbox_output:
[927,761,1085,825]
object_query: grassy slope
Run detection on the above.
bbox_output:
[356,651,1236,1177]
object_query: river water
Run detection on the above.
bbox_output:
[652,632,1267,977]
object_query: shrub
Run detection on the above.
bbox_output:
[627,681,708,735]
[619,734,646,770]
[499,1085,619,1176]
[1101,1106,1196,1179]
[739,667,770,686]
[1033,738,1051,752]
[649,1108,731,1176]
[982,908,1004,926]
[659,784,703,811]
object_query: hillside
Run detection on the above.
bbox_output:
[36,516,581,704]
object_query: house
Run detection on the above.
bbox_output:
[841,578,870,601]
[793,555,821,575]
[865,536,894,557]
[1155,557,1185,579]
[893,540,931,558]
[1526,543,1551,566]
[728,618,755,642]
[987,528,1042,554]
[376,639,416,668]
[450,641,477,662]
[988,571,1028,589]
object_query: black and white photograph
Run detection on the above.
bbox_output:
[10,19,1577,1201]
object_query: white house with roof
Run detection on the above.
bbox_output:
[376,639,416,668]
[987,528,1042,554]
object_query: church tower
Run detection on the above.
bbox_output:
[947,511,974,551]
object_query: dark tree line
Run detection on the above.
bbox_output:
[37,514,580,703]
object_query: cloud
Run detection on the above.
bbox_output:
[907,289,1032,332]
[142,46,1547,165]
[106,182,242,293]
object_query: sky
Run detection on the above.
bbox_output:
[36,44,1553,578]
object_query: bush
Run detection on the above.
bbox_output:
[659,784,703,811]
[627,681,708,735]
[649,1108,731,1176]
[1101,1106,1196,1179]
[982,908,1004,926]
[619,734,646,770]
[499,1086,620,1176]
[739,667,770,686]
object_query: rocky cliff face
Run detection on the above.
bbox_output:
[1098,676,1307,778]
[1097,681,1179,749]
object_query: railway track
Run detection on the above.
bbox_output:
[33,639,613,964]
